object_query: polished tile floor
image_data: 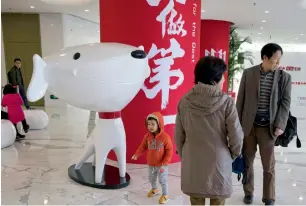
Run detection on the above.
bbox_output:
[1,106,306,205]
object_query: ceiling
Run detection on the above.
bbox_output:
[1,0,99,23]
[1,0,306,44]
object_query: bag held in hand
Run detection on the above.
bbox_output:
[274,70,301,148]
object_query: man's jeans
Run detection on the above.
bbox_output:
[18,86,30,109]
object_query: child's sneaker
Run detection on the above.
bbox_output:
[147,189,160,197]
[159,195,169,204]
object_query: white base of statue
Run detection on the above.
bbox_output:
[74,116,127,184]
[1,120,17,149]
[24,110,49,130]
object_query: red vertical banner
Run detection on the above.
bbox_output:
[200,20,231,92]
[100,0,201,164]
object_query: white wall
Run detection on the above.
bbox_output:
[40,13,67,108]
[39,13,100,108]
[1,28,7,87]
[62,14,99,47]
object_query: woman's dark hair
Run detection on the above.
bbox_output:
[194,56,227,85]
[3,84,17,95]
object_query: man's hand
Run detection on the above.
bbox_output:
[274,128,284,137]
[131,155,138,160]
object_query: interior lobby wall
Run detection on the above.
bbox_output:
[39,13,100,108]
[2,13,44,107]
[1,29,7,87]
[40,13,66,108]
[62,14,99,47]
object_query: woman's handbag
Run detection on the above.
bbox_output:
[232,154,247,184]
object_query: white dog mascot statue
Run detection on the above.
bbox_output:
[27,43,150,185]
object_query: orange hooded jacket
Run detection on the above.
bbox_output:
[134,112,173,166]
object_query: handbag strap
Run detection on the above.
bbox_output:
[277,70,292,115]
[296,135,302,148]
[278,70,283,105]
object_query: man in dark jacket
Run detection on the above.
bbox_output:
[7,58,30,109]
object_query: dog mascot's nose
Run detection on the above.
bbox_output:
[131,50,147,59]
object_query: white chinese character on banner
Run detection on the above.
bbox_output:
[163,114,177,126]
[167,9,187,37]
[205,49,227,61]
[146,0,187,38]
[142,38,185,110]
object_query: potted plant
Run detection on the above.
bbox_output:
[228,27,254,93]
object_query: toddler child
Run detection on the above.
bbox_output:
[132,112,173,204]
[2,84,29,139]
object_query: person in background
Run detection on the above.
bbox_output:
[175,56,244,205]
[2,84,30,139]
[236,43,292,205]
[7,58,31,109]
[131,112,173,204]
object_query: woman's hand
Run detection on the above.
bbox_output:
[131,155,138,160]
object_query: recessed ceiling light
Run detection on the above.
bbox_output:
[301,33,304,36]
[260,26,264,29]
[262,20,266,23]
[265,10,270,13]
[30,6,35,9]
[201,10,205,12]
[258,33,262,35]
[50,24,54,27]
[257,37,261,39]
[293,37,298,40]
[85,9,90,12]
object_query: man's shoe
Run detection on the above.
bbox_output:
[244,195,254,204]
[263,199,275,205]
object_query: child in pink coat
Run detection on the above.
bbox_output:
[2,84,29,139]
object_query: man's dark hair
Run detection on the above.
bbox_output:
[261,43,283,60]
[194,56,227,85]
[14,58,21,62]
